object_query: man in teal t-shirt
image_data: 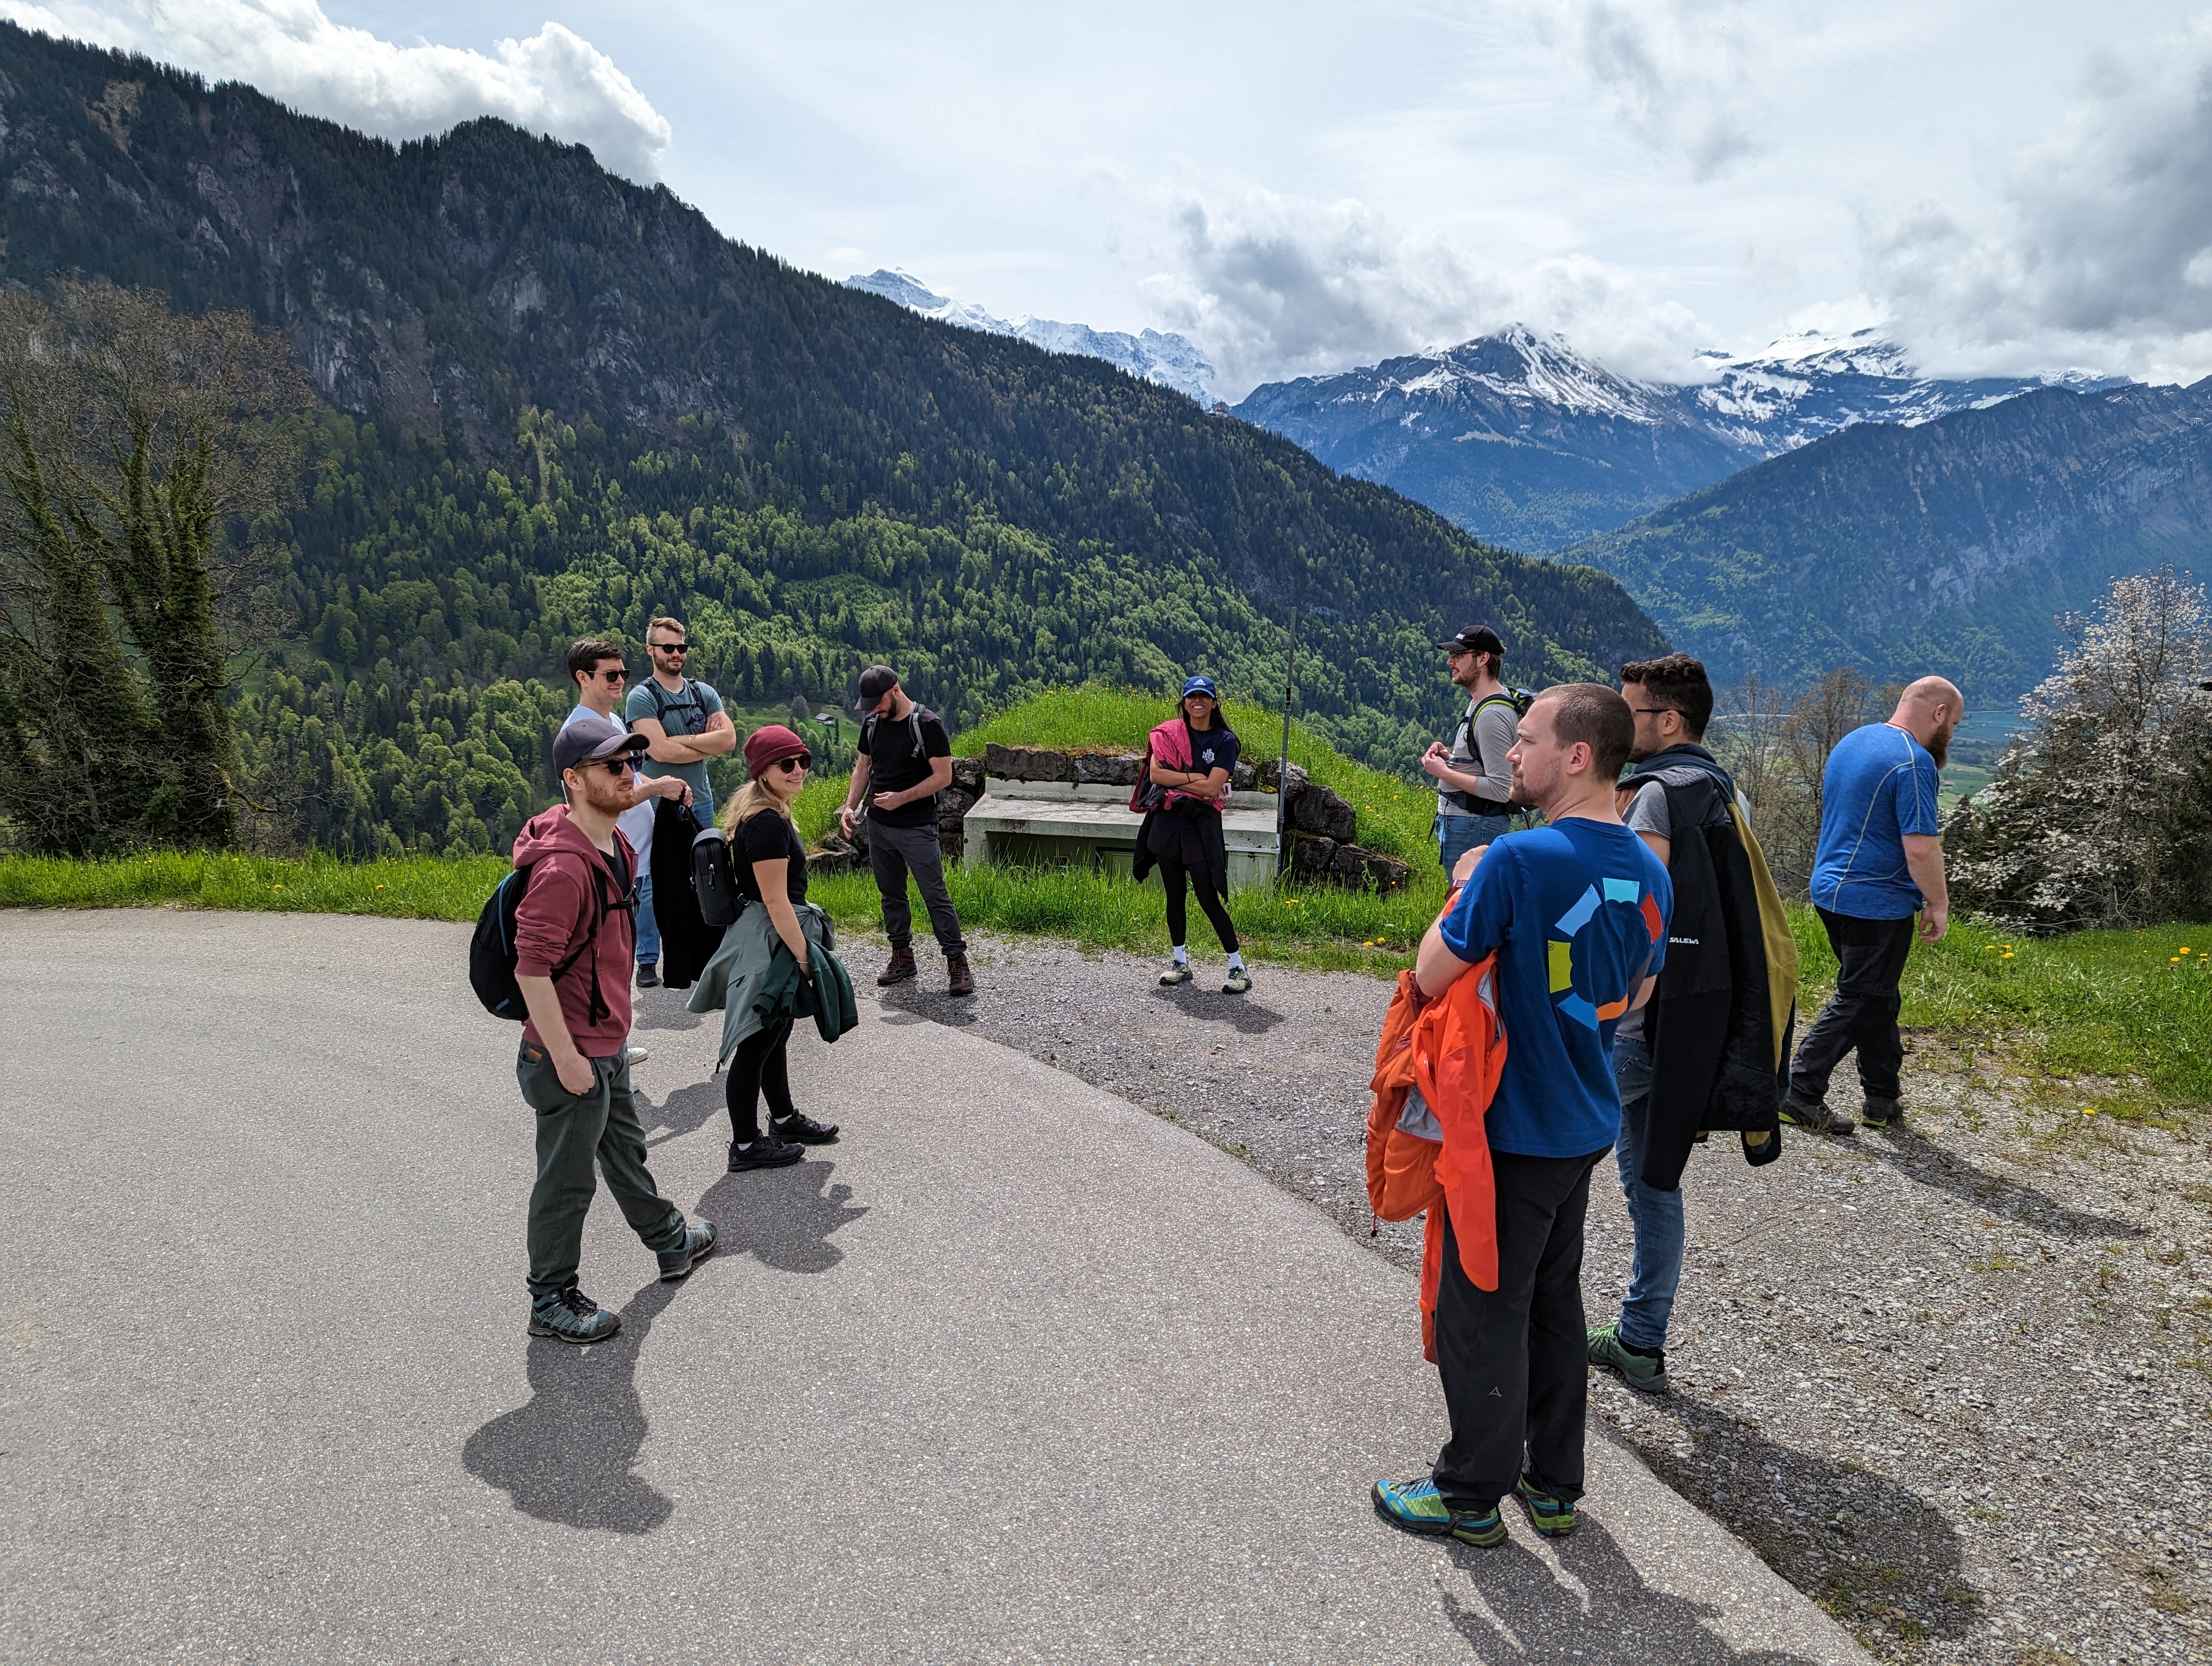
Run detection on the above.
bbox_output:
[623,615,735,985]
[1785,675,1962,1135]
[1372,683,1670,1551]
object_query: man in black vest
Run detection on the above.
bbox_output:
[1589,653,1789,1394]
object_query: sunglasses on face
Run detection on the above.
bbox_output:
[589,758,636,777]
[651,642,688,656]
[774,755,812,774]
[595,668,626,684]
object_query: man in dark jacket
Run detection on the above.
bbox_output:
[1587,654,1791,1394]
[511,712,717,1344]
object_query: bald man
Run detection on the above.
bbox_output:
[1783,676,1963,1135]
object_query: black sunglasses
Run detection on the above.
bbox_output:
[590,757,637,777]
[651,642,689,655]
[595,668,626,684]
[774,755,812,773]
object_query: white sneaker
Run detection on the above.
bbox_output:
[627,1045,650,1066]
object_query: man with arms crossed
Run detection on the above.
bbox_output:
[512,712,715,1343]
[1374,684,1671,1546]
[626,614,736,987]
[838,664,975,997]
[1783,676,1962,1134]
[1423,624,1519,876]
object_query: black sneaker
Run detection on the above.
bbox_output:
[635,962,660,989]
[656,1218,717,1281]
[728,1135,805,1171]
[770,1111,841,1145]
[1862,1096,1905,1128]
[1781,1091,1856,1136]
[528,1285,620,1343]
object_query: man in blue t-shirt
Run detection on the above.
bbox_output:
[624,615,735,986]
[1372,684,1671,1549]
[1785,676,1962,1135]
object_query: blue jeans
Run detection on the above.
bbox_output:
[1610,1033,1683,1352]
[1436,810,1513,875]
[634,870,660,966]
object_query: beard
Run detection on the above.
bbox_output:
[578,768,638,817]
[1926,723,1952,770]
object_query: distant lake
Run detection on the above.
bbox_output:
[1941,707,2027,806]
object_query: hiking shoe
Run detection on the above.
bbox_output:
[1861,1095,1905,1128]
[528,1286,619,1344]
[770,1111,841,1145]
[1159,961,1193,986]
[1223,966,1252,995]
[1587,1322,1668,1393]
[877,946,918,986]
[635,961,660,989]
[728,1135,805,1171]
[947,953,975,997]
[1513,1475,1580,1537]
[656,1219,717,1281]
[1780,1092,1856,1136]
[1371,1477,1507,1547]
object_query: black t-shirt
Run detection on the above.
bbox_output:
[1166,720,1240,821]
[732,809,807,906]
[861,704,953,828]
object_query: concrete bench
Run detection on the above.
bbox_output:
[961,779,1281,889]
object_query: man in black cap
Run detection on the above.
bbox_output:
[1423,625,1519,877]
[509,710,715,1344]
[838,665,974,996]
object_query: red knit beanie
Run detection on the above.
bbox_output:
[742,723,812,779]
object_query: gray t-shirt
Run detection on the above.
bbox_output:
[626,677,726,819]
[1438,696,1516,818]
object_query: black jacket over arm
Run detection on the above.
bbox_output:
[650,797,725,990]
[1634,749,1789,1189]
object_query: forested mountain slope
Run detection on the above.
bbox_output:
[1560,382,2212,697]
[0,23,1664,854]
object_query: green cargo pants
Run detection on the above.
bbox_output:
[518,1041,689,1300]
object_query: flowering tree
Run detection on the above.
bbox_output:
[1948,568,2212,927]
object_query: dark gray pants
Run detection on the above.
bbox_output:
[868,818,967,956]
[1790,907,1916,1103]
[1432,1148,1605,1511]
[517,1041,687,1300]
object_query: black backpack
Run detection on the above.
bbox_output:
[469,850,631,1024]
[691,825,740,929]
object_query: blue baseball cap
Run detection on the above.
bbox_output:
[1181,675,1219,700]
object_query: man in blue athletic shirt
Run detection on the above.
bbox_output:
[1372,683,1672,1548]
[1785,675,1962,1135]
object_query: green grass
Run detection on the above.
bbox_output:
[1791,905,2212,1113]
[0,848,507,920]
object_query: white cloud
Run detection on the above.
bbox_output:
[0,0,671,182]
[1868,16,2212,379]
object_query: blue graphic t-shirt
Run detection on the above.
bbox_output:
[1809,723,1941,920]
[1438,818,1673,1158]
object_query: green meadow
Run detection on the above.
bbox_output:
[4,687,2204,1111]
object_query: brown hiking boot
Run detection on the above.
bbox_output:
[877,945,918,986]
[947,953,975,997]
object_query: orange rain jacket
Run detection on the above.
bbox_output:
[1365,939,1508,1360]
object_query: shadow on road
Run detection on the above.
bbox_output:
[697,1156,868,1275]
[461,1277,686,1535]
[1442,1521,1824,1663]
[644,1077,730,1149]
[1862,1123,2145,1240]
[1150,984,1287,1035]
[631,985,708,1033]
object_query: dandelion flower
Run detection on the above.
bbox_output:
[2083,1107,2099,1117]
[2002,951,2015,960]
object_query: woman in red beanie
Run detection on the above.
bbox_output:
[719,724,840,1168]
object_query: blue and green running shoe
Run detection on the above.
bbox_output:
[1513,1475,1580,1537]
[1370,1476,1507,1547]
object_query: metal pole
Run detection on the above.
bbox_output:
[1275,603,1299,872]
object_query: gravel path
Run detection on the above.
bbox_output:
[859,931,2212,1666]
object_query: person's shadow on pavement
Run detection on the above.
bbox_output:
[696,1157,869,1275]
[1443,1520,1823,1664]
[461,1277,688,1535]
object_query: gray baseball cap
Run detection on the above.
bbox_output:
[553,711,648,773]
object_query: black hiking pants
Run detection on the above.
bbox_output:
[1790,907,1917,1104]
[1432,1147,1605,1511]
[725,1015,798,1144]
[1160,853,1239,954]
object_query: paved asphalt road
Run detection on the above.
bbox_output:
[2,911,1871,1664]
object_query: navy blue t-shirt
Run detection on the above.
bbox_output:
[1438,818,1673,1158]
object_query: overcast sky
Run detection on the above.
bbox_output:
[10,0,2212,398]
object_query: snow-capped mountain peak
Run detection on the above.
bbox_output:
[1351,325,1666,424]
[843,270,1216,405]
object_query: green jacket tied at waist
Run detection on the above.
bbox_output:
[686,900,857,1066]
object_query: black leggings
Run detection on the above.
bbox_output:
[725,1015,796,1143]
[1160,853,1239,954]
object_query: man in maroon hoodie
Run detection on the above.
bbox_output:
[513,711,716,1343]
